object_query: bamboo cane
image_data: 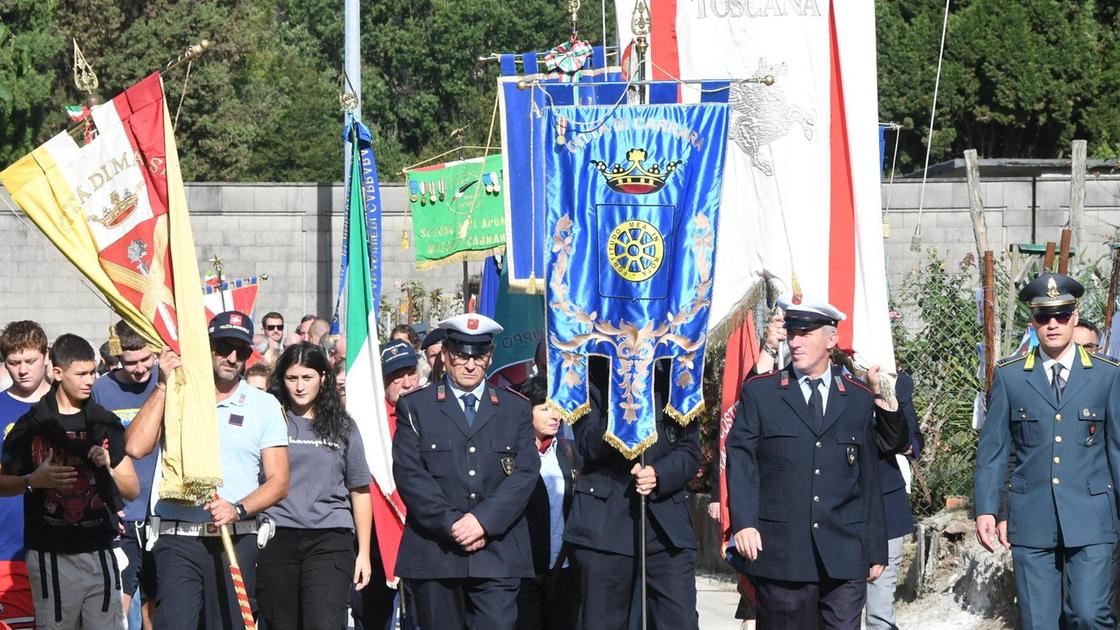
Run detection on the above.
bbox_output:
[220,524,257,630]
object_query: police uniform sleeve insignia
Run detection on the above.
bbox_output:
[500,455,516,476]
[665,424,679,445]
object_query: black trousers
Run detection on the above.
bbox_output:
[514,568,578,630]
[569,520,698,630]
[407,577,520,630]
[750,575,867,630]
[256,528,355,630]
[152,533,258,630]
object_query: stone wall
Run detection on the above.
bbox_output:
[3,174,1120,347]
[0,182,481,346]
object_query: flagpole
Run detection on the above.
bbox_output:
[632,3,651,630]
[343,0,362,181]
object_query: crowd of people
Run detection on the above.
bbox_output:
[0,272,1107,630]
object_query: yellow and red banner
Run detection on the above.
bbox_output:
[0,72,221,502]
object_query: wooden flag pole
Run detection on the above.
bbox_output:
[220,524,257,630]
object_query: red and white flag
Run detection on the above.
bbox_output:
[616,1,895,369]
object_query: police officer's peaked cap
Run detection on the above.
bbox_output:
[1018,272,1083,313]
[381,339,419,376]
[438,314,504,356]
[420,327,447,351]
[777,295,847,331]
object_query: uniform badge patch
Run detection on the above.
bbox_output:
[666,424,679,445]
[228,414,244,427]
[500,455,516,476]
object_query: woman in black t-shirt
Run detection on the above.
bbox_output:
[257,343,373,630]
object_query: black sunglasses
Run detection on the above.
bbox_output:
[1032,312,1074,326]
[212,339,252,361]
[265,324,284,331]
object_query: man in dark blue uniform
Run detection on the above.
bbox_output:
[392,314,540,630]
[726,298,900,629]
[565,358,701,630]
[974,272,1120,629]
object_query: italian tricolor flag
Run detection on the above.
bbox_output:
[343,142,405,583]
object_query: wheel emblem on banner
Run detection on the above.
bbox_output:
[607,220,664,282]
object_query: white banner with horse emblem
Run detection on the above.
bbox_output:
[616,0,894,371]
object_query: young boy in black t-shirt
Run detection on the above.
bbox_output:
[0,334,139,630]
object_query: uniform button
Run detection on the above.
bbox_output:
[430,444,437,449]
[815,441,822,448]
[812,522,819,529]
[814,469,821,476]
[469,470,476,477]
[1054,456,1061,464]
[506,446,512,451]
[1055,413,1062,421]
[813,496,820,502]
[1052,477,1060,485]
[470,492,477,499]
[469,446,476,453]
[1084,408,1091,415]
[1055,436,1063,443]
[589,487,595,493]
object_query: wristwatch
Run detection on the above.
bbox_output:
[22,475,32,494]
[763,345,779,359]
[234,503,248,521]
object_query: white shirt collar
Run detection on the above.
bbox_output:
[1040,344,1076,377]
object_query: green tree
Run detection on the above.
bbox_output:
[0,1,64,168]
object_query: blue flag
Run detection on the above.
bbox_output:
[497,48,624,293]
[331,118,383,334]
[544,103,730,457]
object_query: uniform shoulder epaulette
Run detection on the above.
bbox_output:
[744,369,779,385]
[840,373,874,395]
[503,386,530,402]
[399,383,431,400]
[995,354,1028,368]
[1092,352,1120,367]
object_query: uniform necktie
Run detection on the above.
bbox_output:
[1051,364,1065,403]
[461,393,477,426]
[807,378,824,431]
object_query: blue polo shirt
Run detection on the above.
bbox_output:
[155,379,288,522]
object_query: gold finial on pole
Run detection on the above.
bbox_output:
[73,38,99,97]
[569,0,582,41]
[632,0,651,55]
[164,39,210,73]
[338,70,358,112]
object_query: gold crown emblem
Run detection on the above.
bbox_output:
[88,190,139,228]
[1046,276,1060,299]
[591,149,681,195]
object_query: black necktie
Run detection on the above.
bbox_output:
[807,378,824,431]
[1051,364,1065,403]
[461,393,477,426]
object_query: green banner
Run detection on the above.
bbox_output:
[405,154,506,269]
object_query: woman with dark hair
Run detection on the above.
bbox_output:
[390,324,419,350]
[513,376,581,630]
[257,343,373,630]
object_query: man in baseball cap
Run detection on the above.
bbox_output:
[126,310,290,628]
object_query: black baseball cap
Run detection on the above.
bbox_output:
[208,311,254,345]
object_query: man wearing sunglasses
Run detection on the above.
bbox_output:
[124,311,290,629]
[975,272,1120,629]
[393,313,539,630]
[261,312,285,351]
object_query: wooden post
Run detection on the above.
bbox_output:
[1044,242,1057,271]
[964,149,989,261]
[1058,228,1072,275]
[1106,246,1120,332]
[983,251,996,392]
[1070,139,1086,255]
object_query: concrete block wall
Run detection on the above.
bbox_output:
[0,182,480,347]
[882,175,1120,298]
[5,175,1120,348]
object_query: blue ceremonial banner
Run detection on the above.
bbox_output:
[331,118,383,334]
[544,103,730,457]
[497,47,623,293]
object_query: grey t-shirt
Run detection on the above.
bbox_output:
[265,410,371,530]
